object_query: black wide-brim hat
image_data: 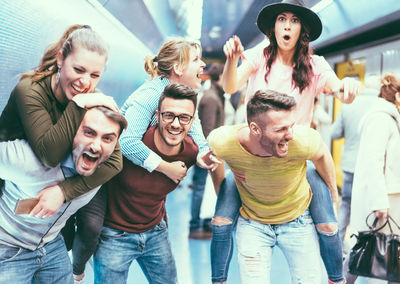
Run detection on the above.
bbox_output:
[257,0,322,41]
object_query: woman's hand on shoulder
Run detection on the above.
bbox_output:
[72,92,119,112]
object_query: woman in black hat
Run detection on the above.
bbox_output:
[211,1,360,283]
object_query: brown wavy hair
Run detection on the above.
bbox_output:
[21,24,109,83]
[263,15,314,93]
[144,38,201,80]
[379,74,400,104]
[247,89,296,125]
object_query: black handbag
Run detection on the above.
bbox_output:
[348,211,400,282]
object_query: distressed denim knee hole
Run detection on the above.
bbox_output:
[241,252,262,277]
[316,223,338,236]
[212,216,232,226]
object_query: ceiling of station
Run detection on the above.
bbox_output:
[102,0,400,59]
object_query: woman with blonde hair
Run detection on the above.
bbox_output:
[346,73,400,284]
[118,38,219,183]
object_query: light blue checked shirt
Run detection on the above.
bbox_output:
[120,76,209,172]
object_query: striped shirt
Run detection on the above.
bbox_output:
[120,76,208,172]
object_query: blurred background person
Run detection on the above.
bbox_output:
[311,95,331,131]
[331,74,380,253]
[233,85,248,125]
[345,73,400,284]
[311,94,332,146]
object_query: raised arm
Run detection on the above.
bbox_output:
[324,75,361,104]
[222,36,253,94]
[198,95,219,138]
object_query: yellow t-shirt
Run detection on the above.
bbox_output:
[208,124,321,224]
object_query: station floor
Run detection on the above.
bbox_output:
[82,168,369,284]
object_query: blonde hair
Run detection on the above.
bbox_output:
[379,74,400,104]
[21,24,109,83]
[144,38,201,80]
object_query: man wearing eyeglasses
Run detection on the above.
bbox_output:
[93,83,199,284]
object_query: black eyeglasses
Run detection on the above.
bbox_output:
[160,112,193,125]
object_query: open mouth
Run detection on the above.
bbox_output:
[283,35,291,41]
[71,84,88,94]
[81,153,99,169]
[277,141,288,152]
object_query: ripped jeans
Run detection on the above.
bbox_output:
[236,210,321,284]
[210,161,343,283]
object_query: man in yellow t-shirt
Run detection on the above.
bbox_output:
[208,90,336,283]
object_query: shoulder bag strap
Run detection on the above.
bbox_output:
[366,211,389,233]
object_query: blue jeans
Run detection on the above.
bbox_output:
[236,211,321,284]
[190,164,209,232]
[211,163,343,282]
[338,171,353,243]
[307,161,343,282]
[0,234,73,284]
[93,219,177,284]
[210,171,240,283]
